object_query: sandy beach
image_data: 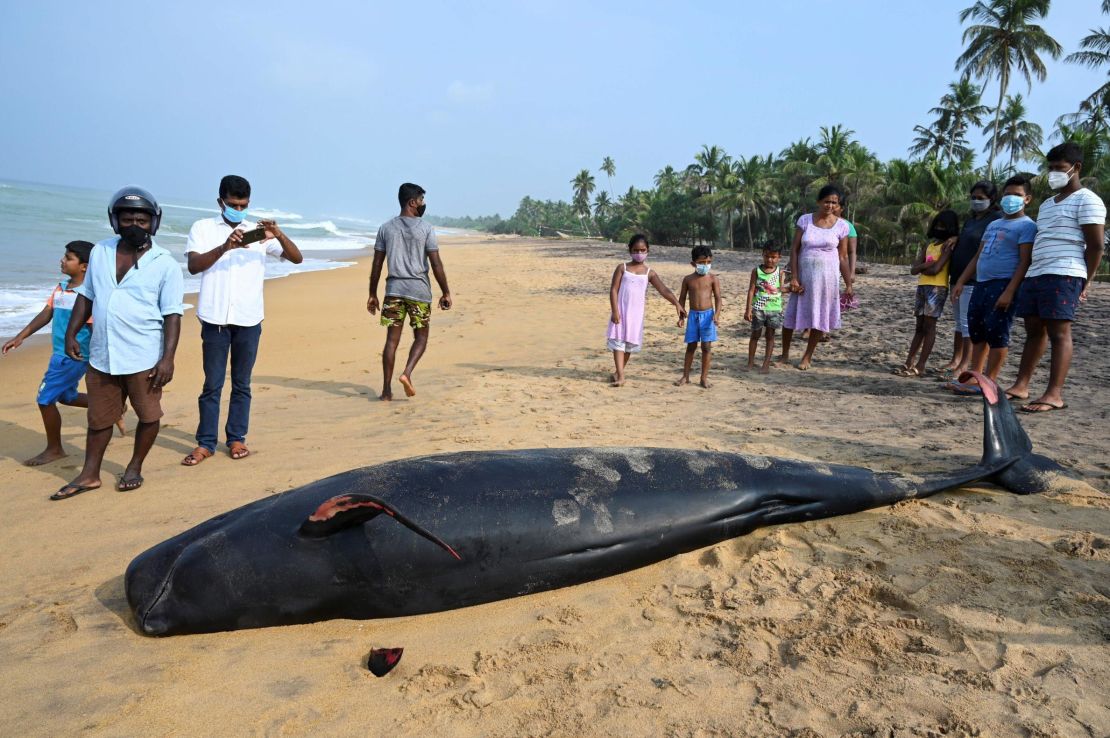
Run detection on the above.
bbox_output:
[1,234,1107,737]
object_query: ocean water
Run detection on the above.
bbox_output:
[0,180,378,338]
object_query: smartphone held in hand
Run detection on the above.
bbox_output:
[238,227,267,246]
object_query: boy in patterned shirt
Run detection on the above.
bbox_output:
[744,243,786,374]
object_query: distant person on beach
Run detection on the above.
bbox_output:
[675,245,721,388]
[2,240,125,465]
[367,183,452,400]
[940,180,1001,381]
[947,177,1036,395]
[180,175,303,467]
[51,186,184,500]
[606,234,685,387]
[743,242,785,374]
[834,201,859,279]
[1005,142,1106,413]
[894,210,958,377]
[778,185,854,370]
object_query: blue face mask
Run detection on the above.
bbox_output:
[695,264,711,276]
[1000,195,1025,215]
[222,201,248,223]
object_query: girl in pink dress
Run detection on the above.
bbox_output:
[606,234,685,386]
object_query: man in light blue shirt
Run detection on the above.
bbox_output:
[52,186,185,500]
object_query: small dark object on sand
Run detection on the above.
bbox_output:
[367,647,404,676]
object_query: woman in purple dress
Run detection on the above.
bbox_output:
[779,185,854,370]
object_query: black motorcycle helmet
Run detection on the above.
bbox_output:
[108,185,162,235]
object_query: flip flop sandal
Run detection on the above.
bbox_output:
[182,447,214,466]
[50,483,100,501]
[229,442,251,460]
[892,366,918,377]
[1019,401,1067,414]
[117,474,144,492]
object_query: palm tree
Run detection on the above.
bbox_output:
[654,165,679,191]
[930,80,990,162]
[1065,22,1110,112]
[599,157,616,197]
[694,145,728,194]
[727,155,774,249]
[593,191,612,221]
[694,145,730,244]
[814,124,857,183]
[571,169,596,236]
[955,0,1062,174]
[909,123,953,162]
[983,94,1043,171]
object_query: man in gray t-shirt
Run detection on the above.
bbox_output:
[367,183,453,401]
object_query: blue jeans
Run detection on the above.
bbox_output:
[196,320,262,452]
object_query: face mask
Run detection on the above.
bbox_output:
[695,264,711,276]
[970,199,990,212]
[416,204,427,217]
[630,252,647,263]
[1000,195,1025,215]
[118,224,150,248]
[1047,166,1075,190]
[222,202,247,224]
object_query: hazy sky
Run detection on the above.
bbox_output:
[1,1,1104,221]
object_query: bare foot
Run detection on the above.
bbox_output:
[674,376,689,387]
[379,391,393,401]
[24,448,66,467]
[797,360,812,371]
[741,364,752,372]
[759,364,771,374]
[699,379,711,389]
[776,354,789,364]
[609,380,624,388]
[398,375,416,397]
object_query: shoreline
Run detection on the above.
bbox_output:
[0,234,1107,736]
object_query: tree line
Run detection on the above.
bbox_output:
[448,1,1110,273]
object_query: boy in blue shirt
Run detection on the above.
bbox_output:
[1,241,123,465]
[949,176,1037,392]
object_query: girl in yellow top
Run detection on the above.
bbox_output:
[894,210,959,376]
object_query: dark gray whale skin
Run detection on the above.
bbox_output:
[126,373,1064,636]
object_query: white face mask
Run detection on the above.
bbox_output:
[1047,165,1075,190]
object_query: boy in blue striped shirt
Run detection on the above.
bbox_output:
[1,241,123,466]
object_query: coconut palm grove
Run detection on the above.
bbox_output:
[431,0,1110,276]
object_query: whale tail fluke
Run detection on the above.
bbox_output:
[962,371,1066,495]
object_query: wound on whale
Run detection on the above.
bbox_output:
[125,373,1065,636]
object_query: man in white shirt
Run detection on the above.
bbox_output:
[181,175,302,465]
[1006,143,1106,413]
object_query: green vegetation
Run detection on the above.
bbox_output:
[441,1,1110,275]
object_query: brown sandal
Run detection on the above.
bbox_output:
[229,442,250,460]
[182,447,214,466]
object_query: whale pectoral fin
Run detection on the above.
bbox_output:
[300,494,462,561]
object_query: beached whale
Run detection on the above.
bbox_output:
[125,373,1064,636]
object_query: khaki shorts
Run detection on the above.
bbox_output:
[86,366,163,429]
[380,296,431,329]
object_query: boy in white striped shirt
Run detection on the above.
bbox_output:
[1006,142,1106,413]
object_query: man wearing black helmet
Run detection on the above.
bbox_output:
[51,186,185,500]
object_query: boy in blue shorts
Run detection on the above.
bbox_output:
[675,245,722,389]
[2,241,123,466]
[948,175,1036,393]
